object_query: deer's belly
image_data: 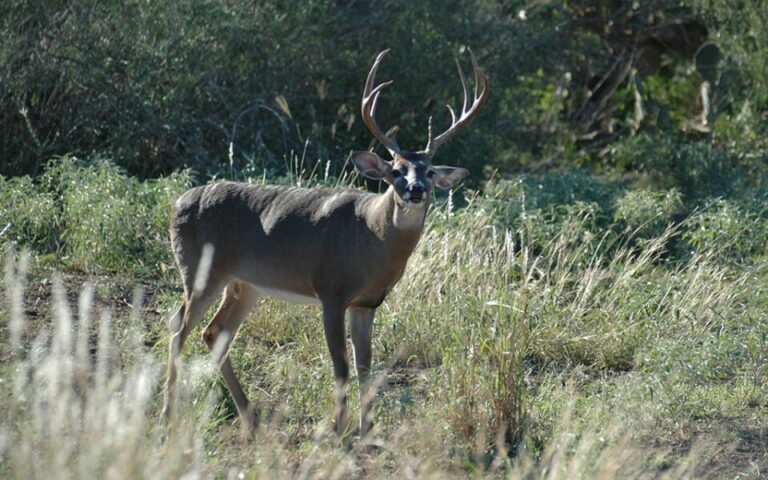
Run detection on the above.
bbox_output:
[253,284,321,305]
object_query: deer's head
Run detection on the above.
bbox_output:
[351,49,489,208]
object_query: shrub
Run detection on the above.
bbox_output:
[0,175,59,254]
[683,198,768,261]
[480,170,615,263]
[613,188,683,238]
[43,156,191,274]
[0,1,530,178]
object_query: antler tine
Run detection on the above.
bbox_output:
[364,52,388,99]
[424,48,490,157]
[456,57,469,115]
[447,105,457,124]
[361,49,401,157]
[470,48,483,100]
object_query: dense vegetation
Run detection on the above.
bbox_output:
[1,1,766,478]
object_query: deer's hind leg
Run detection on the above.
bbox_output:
[202,280,261,427]
[163,244,228,420]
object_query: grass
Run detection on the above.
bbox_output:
[1,157,767,478]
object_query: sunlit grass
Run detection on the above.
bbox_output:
[1,162,766,478]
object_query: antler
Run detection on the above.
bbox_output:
[361,49,401,157]
[424,49,490,157]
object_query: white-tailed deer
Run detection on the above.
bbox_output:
[162,49,489,439]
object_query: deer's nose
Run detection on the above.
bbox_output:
[406,183,426,203]
[409,183,425,196]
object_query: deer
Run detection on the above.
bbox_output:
[162,49,489,440]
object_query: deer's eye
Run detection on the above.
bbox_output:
[426,170,435,178]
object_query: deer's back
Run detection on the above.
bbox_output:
[170,182,408,307]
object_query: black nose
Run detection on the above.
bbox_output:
[409,184,425,196]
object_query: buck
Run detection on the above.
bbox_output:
[162,49,489,439]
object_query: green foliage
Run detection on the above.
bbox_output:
[609,134,751,199]
[613,188,683,237]
[0,175,59,254]
[3,1,768,180]
[1,1,767,181]
[0,156,192,274]
[2,1,768,476]
[481,170,615,259]
[0,0,530,177]
[45,156,192,273]
[689,0,768,107]
[684,198,768,261]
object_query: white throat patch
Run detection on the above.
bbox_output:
[394,201,427,230]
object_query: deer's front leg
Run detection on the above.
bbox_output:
[349,306,375,438]
[322,301,349,438]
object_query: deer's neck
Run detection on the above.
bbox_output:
[366,187,427,251]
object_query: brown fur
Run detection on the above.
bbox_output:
[162,48,487,440]
[170,182,423,308]
[161,177,434,439]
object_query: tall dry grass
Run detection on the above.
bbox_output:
[2,175,763,477]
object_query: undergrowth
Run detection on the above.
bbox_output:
[1,156,766,478]
[0,156,192,276]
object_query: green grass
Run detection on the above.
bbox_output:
[1,157,766,478]
[1,156,192,277]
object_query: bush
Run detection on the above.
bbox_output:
[0,1,533,178]
[613,188,683,238]
[1,156,193,274]
[0,175,59,254]
[43,156,191,274]
[480,170,615,262]
[684,198,768,261]
[609,134,750,199]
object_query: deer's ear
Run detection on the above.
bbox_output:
[432,166,469,189]
[351,151,391,180]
